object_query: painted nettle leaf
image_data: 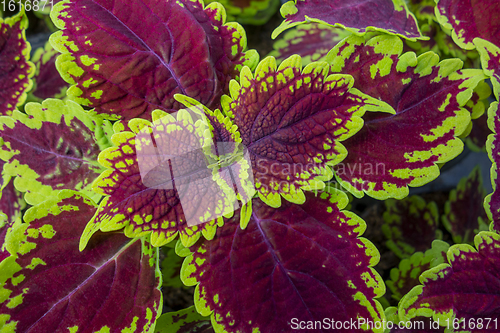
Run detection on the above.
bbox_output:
[82,105,248,250]
[404,2,477,63]
[466,111,490,152]
[0,191,162,332]
[29,41,69,101]
[485,102,500,233]
[405,0,436,23]
[205,0,279,25]
[384,307,445,333]
[0,214,14,263]
[403,24,439,57]
[475,38,500,101]
[0,171,25,226]
[386,241,449,301]
[174,95,241,146]
[180,188,386,333]
[155,306,214,333]
[268,23,351,66]
[442,166,488,244]
[406,31,480,71]
[460,80,491,147]
[1,0,499,330]
[328,35,485,199]
[0,9,35,116]
[0,175,25,262]
[402,10,477,63]
[382,195,442,259]
[399,231,500,329]
[49,0,259,121]
[161,246,184,288]
[0,99,113,205]
[272,0,423,40]
[464,80,492,120]
[221,55,392,208]
[434,30,479,65]
[435,0,500,51]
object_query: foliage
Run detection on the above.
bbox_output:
[272,0,423,40]
[441,166,488,244]
[49,0,258,120]
[0,191,162,332]
[0,9,35,116]
[268,23,351,66]
[205,0,279,25]
[399,232,500,329]
[386,240,448,301]
[29,40,69,101]
[328,35,484,200]
[180,189,384,332]
[382,195,441,259]
[0,0,498,332]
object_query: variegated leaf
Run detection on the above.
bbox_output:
[0,191,162,332]
[268,23,351,66]
[386,241,449,301]
[328,35,484,199]
[50,0,258,120]
[399,232,500,330]
[180,189,386,332]
[442,166,488,244]
[382,195,442,259]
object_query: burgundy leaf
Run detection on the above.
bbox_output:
[442,166,488,244]
[386,241,449,301]
[30,41,69,100]
[382,196,441,259]
[0,191,162,332]
[0,10,35,116]
[485,102,500,233]
[268,23,351,66]
[384,307,445,332]
[0,174,25,262]
[328,35,484,199]
[435,0,500,50]
[475,38,500,102]
[82,110,239,250]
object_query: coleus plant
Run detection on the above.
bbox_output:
[0,0,499,332]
